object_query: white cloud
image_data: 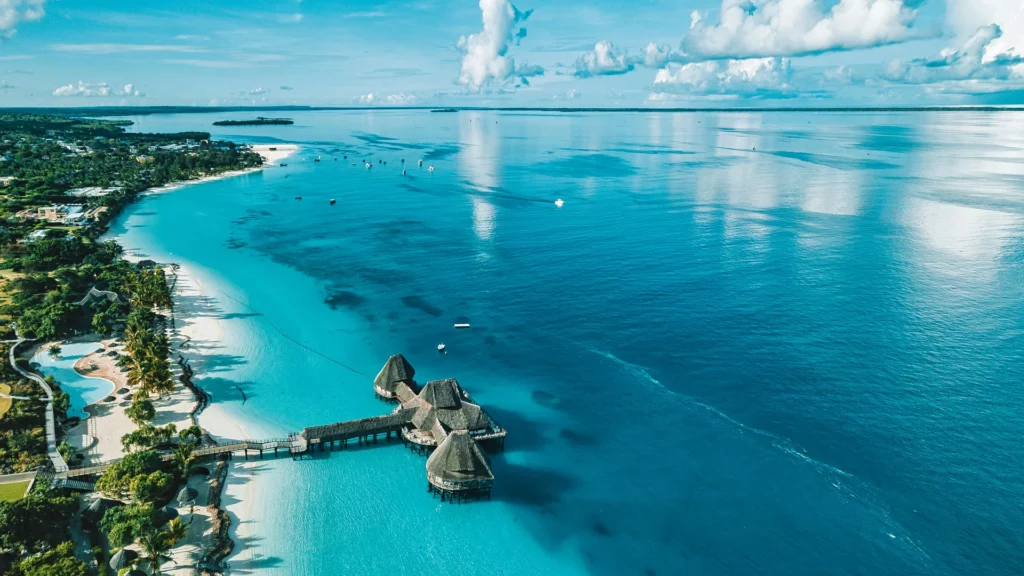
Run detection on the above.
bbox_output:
[278,12,303,23]
[52,80,143,98]
[641,42,687,68]
[356,92,419,105]
[279,85,294,91]
[652,57,792,97]
[685,0,918,59]
[53,81,111,97]
[49,43,208,54]
[552,88,579,100]
[574,40,635,78]
[248,87,268,95]
[945,0,1024,79]
[884,25,1024,87]
[0,0,45,38]
[456,0,533,92]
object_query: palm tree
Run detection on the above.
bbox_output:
[172,444,195,479]
[163,517,188,546]
[138,530,172,575]
[47,344,62,359]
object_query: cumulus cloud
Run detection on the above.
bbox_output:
[456,0,533,91]
[53,80,143,98]
[248,87,268,95]
[279,85,294,91]
[0,0,45,38]
[574,41,635,78]
[652,57,793,97]
[574,40,686,78]
[884,25,1024,88]
[356,92,418,105]
[552,88,579,100]
[684,0,918,59]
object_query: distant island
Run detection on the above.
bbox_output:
[213,117,294,126]
[430,109,458,113]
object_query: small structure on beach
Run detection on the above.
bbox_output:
[77,286,120,307]
[373,354,416,399]
[426,430,494,501]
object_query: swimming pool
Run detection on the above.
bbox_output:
[32,342,115,420]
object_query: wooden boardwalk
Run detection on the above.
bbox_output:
[9,339,68,473]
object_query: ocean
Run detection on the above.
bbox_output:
[106,110,1024,576]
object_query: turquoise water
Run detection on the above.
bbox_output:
[108,111,1024,575]
[33,342,113,420]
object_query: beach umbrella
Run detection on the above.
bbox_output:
[177,486,198,507]
[109,548,138,570]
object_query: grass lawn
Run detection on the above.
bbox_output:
[0,480,30,502]
[0,383,11,418]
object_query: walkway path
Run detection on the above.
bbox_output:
[9,339,68,472]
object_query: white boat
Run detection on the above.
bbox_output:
[554,199,564,207]
[454,323,471,329]
[437,343,446,352]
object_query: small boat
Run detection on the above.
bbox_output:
[554,199,564,207]
[330,199,336,205]
[365,162,372,169]
[418,159,423,166]
[454,323,471,329]
[402,169,407,175]
[314,156,321,162]
[437,343,446,353]
[295,196,302,200]
[280,163,288,167]
[428,165,435,173]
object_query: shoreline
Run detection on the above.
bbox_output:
[142,143,298,196]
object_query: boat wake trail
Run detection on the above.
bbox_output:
[214,289,365,376]
[583,345,934,563]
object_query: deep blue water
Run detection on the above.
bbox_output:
[109,110,1024,575]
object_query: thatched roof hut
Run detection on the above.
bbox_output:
[109,549,138,571]
[374,354,416,398]
[426,430,494,492]
[417,378,464,409]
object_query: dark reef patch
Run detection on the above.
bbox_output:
[401,295,443,317]
[324,290,366,310]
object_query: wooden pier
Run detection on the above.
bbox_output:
[58,355,507,502]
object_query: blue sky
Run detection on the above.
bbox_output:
[0,0,1022,107]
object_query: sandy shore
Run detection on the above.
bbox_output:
[144,143,298,196]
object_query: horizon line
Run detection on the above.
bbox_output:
[3,105,1024,116]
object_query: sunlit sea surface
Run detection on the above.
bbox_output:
[107,110,1024,576]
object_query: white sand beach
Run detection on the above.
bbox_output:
[251,143,298,165]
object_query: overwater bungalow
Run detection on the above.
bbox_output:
[401,378,494,446]
[426,429,494,501]
[373,354,417,399]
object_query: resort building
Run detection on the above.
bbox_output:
[426,430,495,500]
[0,176,14,187]
[68,186,121,197]
[37,204,87,224]
[374,354,416,399]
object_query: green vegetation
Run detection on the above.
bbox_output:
[0,481,29,502]
[0,113,261,340]
[0,489,78,554]
[0,114,261,574]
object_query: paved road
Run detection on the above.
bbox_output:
[9,339,68,473]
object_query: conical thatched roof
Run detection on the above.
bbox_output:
[426,430,494,486]
[418,378,464,409]
[411,406,438,430]
[436,401,489,432]
[110,548,138,570]
[374,354,416,394]
[177,486,198,506]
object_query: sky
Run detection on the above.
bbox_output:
[0,0,1022,107]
